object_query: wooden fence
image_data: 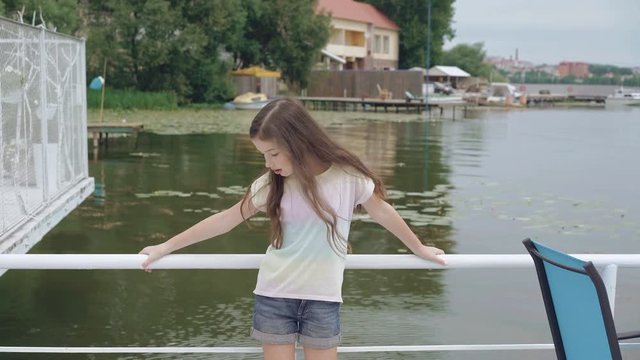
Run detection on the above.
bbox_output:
[307,70,423,100]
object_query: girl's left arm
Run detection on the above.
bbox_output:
[362,194,446,265]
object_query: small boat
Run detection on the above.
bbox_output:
[231,92,272,110]
[484,83,526,106]
[605,87,640,107]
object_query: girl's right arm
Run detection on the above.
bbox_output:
[139,199,258,271]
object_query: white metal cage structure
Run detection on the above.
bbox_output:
[0,17,93,261]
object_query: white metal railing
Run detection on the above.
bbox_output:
[1,254,640,355]
[2,253,640,269]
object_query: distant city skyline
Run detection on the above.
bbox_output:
[444,0,640,68]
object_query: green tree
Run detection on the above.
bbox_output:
[441,42,497,79]
[85,0,328,101]
[3,0,78,33]
[116,0,184,88]
[264,0,330,88]
[228,0,263,68]
[363,0,455,69]
[558,74,577,84]
[589,64,633,77]
[623,76,640,87]
[522,70,554,84]
[237,0,330,89]
[88,0,231,103]
[179,0,247,102]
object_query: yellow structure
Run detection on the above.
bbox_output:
[231,66,281,78]
[231,66,280,97]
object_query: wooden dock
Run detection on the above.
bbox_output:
[297,96,470,116]
[526,94,606,105]
[87,123,144,157]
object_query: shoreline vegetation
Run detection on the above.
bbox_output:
[87,89,181,110]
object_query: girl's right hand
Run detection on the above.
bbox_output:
[139,243,171,272]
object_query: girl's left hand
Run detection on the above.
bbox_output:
[415,245,447,266]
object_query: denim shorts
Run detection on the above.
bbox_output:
[250,295,341,349]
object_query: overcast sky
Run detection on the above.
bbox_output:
[444,0,640,67]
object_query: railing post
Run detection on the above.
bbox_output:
[600,264,618,316]
[39,26,49,201]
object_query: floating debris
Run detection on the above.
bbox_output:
[523,224,551,229]
[397,210,416,218]
[149,190,191,197]
[434,184,453,192]
[407,191,440,198]
[409,222,431,227]
[195,192,221,199]
[130,152,160,158]
[386,189,405,200]
[422,207,442,213]
[135,190,223,199]
[352,213,371,221]
[217,186,246,195]
[430,218,453,226]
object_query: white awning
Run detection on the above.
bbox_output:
[409,67,427,75]
[428,66,471,77]
[321,49,346,64]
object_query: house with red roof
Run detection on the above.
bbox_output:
[316,0,399,70]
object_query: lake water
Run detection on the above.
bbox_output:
[1,105,639,359]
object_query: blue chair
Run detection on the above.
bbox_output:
[523,239,640,359]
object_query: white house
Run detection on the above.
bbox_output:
[316,0,399,70]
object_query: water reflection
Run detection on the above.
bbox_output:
[2,107,639,359]
[0,110,453,359]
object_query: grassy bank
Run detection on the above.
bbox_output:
[87,89,179,110]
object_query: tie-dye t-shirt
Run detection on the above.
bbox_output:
[250,165,374,302]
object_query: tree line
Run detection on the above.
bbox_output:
[2,0,456,104]
[504,64,640,86]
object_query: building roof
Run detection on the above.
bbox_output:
[316,0,399,30]
[428,66,471,77]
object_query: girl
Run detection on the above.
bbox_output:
[139,98,446,360]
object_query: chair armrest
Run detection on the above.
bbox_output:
[618,330,640,340]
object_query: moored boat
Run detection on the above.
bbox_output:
[605,87,640,106]
[484,82,527,106]
[231,92,272,110]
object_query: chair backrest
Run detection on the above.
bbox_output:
[523,239,621,360]
[405,91,415,100]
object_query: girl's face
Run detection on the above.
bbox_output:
[252,138,294,177]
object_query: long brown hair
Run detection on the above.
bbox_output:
[240,98,385,253]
